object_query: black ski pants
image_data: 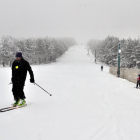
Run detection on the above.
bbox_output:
[136,81,140,88]
[12,84,25,101]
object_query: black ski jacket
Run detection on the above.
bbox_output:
[11,58,34,86]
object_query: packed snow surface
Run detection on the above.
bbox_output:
[1,45,140,140]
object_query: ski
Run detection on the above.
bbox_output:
[0,104,27,112]
[134,87,140,89]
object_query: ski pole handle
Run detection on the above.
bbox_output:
[34,83,52,96]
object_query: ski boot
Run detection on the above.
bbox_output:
[13,100,20,107]
[18,99,26,106]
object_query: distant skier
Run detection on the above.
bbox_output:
[101,65,103,71]
[11,52,35,107]
[136,74,140,89]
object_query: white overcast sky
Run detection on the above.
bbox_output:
[0,0,140,43]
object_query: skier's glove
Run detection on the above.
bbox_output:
[30,78,35,83]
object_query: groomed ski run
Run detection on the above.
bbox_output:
[1,45,140,140]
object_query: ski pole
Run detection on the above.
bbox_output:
[34,83,52,96]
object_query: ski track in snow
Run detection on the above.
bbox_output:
[1,45,140,140]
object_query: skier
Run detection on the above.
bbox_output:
[11,52,35,107]
[101,65,103,71]
[136,74,140,89]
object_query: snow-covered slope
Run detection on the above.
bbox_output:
[1,45,140,140]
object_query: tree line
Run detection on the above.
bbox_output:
[87,36,140,68]
[0,36,76,67]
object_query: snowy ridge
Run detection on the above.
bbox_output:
[1,45,140,140]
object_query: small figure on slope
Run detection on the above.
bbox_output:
[136,74,140,89]
[101,65,103,71]
[11,52,35,107]
[95,59,96,63]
